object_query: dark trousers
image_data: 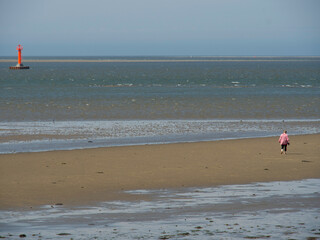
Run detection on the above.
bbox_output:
[281,144,287,151]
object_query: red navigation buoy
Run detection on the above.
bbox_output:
[9,44,30,69]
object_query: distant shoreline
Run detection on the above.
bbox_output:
[1,57,320,63]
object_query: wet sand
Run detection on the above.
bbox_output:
[1,179,319,239]
[0,134,319,209]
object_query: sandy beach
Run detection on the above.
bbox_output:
[0,134,319,209]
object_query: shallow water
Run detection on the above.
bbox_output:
[0,179,319,239]
[0,119,319,153]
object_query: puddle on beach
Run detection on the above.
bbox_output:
[0,179,319,239]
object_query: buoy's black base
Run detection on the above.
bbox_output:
[9,66,30,69]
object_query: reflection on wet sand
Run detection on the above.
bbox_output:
[0,179,319,239]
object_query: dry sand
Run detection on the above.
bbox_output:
[0,134,319,209]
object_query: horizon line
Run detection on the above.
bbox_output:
[1,55,320,63]
[0,56,320,63]
[1,55,320,57]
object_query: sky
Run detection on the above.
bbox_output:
[0,0,319,56]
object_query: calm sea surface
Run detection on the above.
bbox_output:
[0,57,319,152]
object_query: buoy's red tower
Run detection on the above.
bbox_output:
[9,44,30,69]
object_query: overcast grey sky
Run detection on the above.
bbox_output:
[0,0,319,56]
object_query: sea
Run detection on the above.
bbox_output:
[0,56,319,153]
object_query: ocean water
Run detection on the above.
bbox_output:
[0,179,319,239]
[0,57,319,152]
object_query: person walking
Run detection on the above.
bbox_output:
[279,130,290,154]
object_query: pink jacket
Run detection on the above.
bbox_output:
[279,133,289,145]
